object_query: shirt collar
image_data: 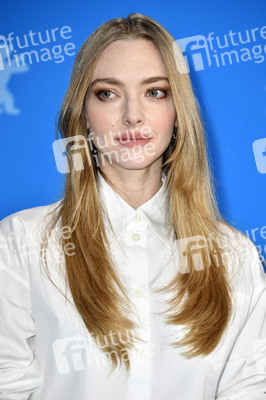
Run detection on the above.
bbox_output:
[97,171,174,247]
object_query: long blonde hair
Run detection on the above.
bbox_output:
[42,13,237,372]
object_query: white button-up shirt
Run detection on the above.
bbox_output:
[0,172,266,400]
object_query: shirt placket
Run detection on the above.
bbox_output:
[123,212,152,400]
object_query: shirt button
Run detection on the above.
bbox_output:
[131,233,140,242]
[133,289,143,298]
[133,214,142,223]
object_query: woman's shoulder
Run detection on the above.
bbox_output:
[216,220,266,282]
[0,201,62,236]
[216,220,256,251]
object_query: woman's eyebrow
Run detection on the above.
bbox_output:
[90,76,169,88]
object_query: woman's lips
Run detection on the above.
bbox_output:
[116,138,152,147]
[115,132,152,147]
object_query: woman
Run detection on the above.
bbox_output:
[0,13,265,400]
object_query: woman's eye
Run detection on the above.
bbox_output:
[95,88,168,101]
[147,88,167,99]
[95,90,115,100]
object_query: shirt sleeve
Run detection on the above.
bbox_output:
[216,237,266,400]
[0,213,42,399]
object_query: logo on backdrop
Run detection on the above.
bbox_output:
[252,138,266,174]
[175,25,266,72]
[0,41,29,115]
[0,26,76,116]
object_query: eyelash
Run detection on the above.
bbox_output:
[94,87,169,102]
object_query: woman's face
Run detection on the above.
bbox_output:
[85,38,177,173]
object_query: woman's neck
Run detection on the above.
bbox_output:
[98,164,163,209]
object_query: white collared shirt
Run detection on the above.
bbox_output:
[0,173,266,400]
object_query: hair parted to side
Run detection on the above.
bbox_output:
[41,12,239,372]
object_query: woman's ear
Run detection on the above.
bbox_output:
[85,113,90,129]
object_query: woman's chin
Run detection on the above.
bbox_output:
[97,152,159,171]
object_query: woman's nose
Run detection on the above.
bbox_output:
[122,95,145,127]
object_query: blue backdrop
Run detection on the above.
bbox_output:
[0,0,265,266]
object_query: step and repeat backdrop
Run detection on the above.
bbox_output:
[0,0,265,266]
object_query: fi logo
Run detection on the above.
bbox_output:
[177,235,211,273]
[175,35,211,72]
[52,135,92,174]
[52,335,90,374]
[252,138,266,174]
